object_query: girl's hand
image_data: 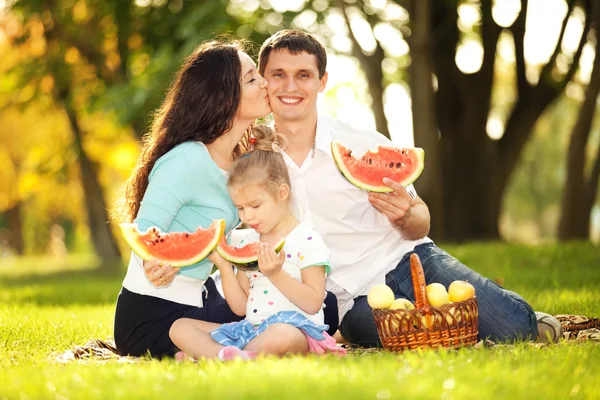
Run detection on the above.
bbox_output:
[208,251,230,271]
[143,259,178,287]
[257,242,285,278]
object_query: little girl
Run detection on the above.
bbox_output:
[169,127,346,361]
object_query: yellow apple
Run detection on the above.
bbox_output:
[367,284,395,309]
[426,283,450,307]
[448,280,476,302]
[389,298,415,310]
[445,305,462,325]
[388,298,413,332]
[416,314,441,331]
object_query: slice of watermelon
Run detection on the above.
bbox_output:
[119,219,225,267]
[331,141,425,193]
[216,236,286,272]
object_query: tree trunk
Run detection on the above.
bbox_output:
[337,0,389,137]
[364,45,388,137]
[63,102,123,270]
[430,0,505,241]
[407,0,446,241]
[559,1,600,240]
[425,0,589,242]
[4,202,24,255]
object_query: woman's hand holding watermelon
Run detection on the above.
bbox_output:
[143,259,178,287]
[368,177,431,240]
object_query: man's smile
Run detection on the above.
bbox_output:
[278,96,303,105]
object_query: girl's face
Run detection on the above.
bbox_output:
[229,182,290,234]
[236,51,271,122]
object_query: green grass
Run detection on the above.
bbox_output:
[1,243,600,400]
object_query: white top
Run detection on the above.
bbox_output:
[280,114,432,319]
[122,252,206,307]
[230,223,331,326]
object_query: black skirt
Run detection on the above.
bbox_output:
[113,277,339,358]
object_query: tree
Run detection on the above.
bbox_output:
[335,0,389,136]
[4,5,124,267]
[294,0,592,241]
[405,0,592,241]
[3,1,273,265]
[559,0,600,240]
[405,0,445,239]
[501,96,575,242]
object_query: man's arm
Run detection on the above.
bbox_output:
[368,177,431,240]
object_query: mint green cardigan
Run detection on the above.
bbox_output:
[134,141,239,279]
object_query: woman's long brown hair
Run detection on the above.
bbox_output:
[114,40,250,223]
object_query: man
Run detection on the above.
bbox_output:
[257,29,558,346]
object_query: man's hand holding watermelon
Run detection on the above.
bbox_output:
[368,177,431,241]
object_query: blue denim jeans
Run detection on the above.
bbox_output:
[339,243,538,347]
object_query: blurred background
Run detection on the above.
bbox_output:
[0,0,598,271]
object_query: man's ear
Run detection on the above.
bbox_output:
[279,183,291,202]
[318,71,328,93]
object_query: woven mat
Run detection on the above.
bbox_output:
[555,314,600,341]
[52,314,600,362]
[343,314,600,354]
[53,338,138,364]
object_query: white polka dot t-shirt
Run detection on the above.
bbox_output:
[242,222,331,327]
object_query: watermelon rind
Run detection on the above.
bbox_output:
[331,141,425,193]
[216,237,286,272]
[119,219,225,267]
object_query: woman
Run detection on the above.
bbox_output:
[112,40,272,358]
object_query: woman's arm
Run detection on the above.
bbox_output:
[135,154,193,233]
[209,252,248,316]
[136,157,194,285]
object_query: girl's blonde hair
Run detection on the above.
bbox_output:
[228,126,291,201]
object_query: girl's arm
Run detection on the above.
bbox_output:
[209,252,248,316]
[258,243,325,315]
[268,266,326,315]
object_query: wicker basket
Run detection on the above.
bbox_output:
[372,253,479,351]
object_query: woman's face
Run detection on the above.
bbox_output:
[236,51,271,122]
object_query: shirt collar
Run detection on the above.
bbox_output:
[314,114,333,158]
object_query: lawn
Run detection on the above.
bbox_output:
[1,242,599,400]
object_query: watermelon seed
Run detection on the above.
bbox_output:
[389,162,394,168]
[347,150,352,156]
[368,158,372,164]
[185,233,189,238]
[396,162,402,168]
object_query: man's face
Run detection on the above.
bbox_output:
[262,49,328,123]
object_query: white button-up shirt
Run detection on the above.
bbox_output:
[280,114,432,319]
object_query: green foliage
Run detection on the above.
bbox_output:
[1,0,598,257]
[1,243,599,399]
[502,96,575,242]
[502,91,600,242]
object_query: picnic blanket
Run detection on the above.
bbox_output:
[555,314,600,341]
[53,314,600,362]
